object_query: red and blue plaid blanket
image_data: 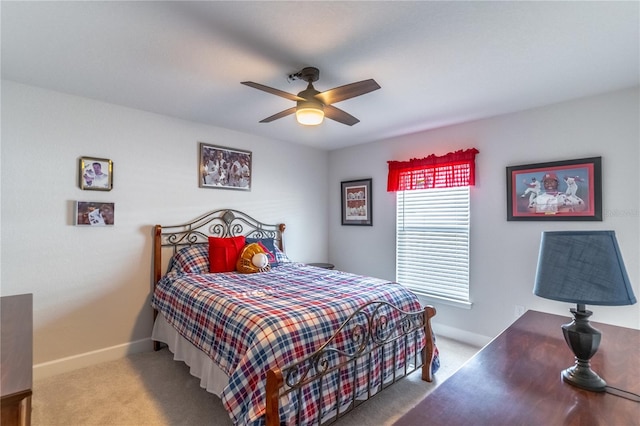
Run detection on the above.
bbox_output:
[152,263,435,425]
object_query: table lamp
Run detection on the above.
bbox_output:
[533,230,636,392]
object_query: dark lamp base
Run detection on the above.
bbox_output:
[560,306,607,393]
[562,363,606,392]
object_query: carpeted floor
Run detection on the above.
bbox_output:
[31,337,479,425]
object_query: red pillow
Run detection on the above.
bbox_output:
[208,236,246,273]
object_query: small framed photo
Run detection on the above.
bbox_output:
[79,157,113,191]
[506,157,602,221]
[341,178,373,226]
[75,201,115,226]
[199,143,252,190]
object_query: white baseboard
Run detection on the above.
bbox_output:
[431,323,492,348]
[33,337,154,380]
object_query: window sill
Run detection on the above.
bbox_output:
[414,293,473,310]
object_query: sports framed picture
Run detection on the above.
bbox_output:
[341,178,373,226]
[506,157,602,221]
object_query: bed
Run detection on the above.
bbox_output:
[151,209,439,425]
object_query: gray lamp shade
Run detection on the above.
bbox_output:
[534,231,636,306]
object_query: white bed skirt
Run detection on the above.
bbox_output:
[152,315,229,396]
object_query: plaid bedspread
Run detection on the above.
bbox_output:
[151,263,435,425]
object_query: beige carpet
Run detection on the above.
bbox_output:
[32,337,479,425]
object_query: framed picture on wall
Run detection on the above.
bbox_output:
[75,201,115,226]
[341,178,373,226]
[79,157,113,191]
[199,143,252,190]
[506,156,602,221]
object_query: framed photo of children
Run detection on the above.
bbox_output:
[79,157,113,191]
[506,157,602,221]
[341,178,373,226]
[199,143,252,191]
[75,201,115,226]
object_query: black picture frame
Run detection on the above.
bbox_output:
[341,178,373,226]
[506,157,602,221]
[199,142,252,191]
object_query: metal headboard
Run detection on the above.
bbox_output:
[153,208,286,288]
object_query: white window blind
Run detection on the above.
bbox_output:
[396,186,470,305]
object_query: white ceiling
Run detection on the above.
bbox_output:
[2,1,638,151]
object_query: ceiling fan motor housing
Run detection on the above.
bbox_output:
[297,98,324,111]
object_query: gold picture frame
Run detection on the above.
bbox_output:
[79,157,113,191]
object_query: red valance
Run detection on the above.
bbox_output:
[387,148,479,192]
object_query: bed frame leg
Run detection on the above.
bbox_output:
[265,368,284,426]
[421,305,437,382]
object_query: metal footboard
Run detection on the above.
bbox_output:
[265,302,437,425]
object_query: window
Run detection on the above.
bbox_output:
[388,148,478,308]
[396,187,471,307]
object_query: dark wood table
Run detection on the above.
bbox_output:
[395,310,640,426]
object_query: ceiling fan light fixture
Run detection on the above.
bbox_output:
[296,101,324,126]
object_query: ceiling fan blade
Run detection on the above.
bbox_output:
[241,81,305,102]
[315,79,381,105]
[324,105,360,126]
[259,106,297,123]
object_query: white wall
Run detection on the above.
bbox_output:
[1,81,329,375]
[329,88,640,344]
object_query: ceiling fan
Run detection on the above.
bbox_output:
[241,67,381,126]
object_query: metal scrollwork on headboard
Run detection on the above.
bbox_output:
[152,209,286,292]
[157,209,285,251]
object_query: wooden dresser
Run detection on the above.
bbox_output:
[395,310,640,426]
[1,294,33,426]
